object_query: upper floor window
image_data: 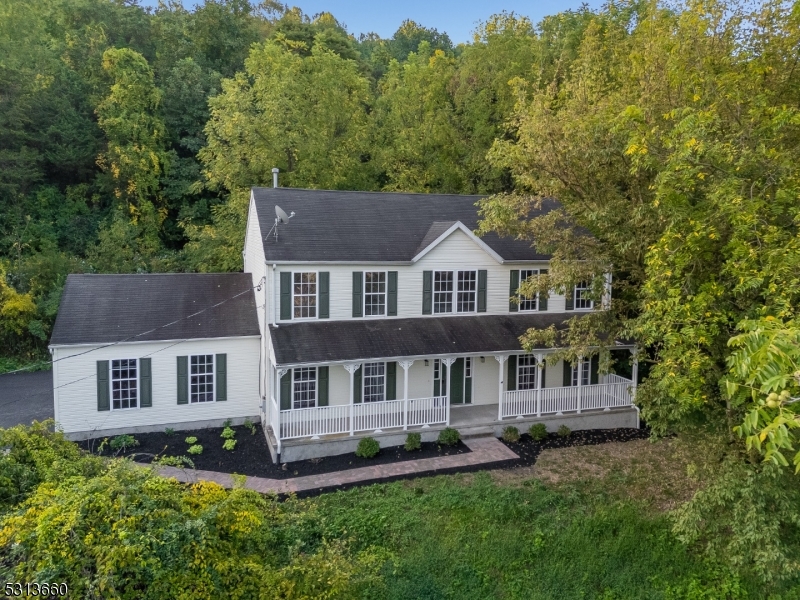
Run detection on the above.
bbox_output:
[519,269,540,311]
[574,281,594,310]
[517,355,538,390]
[293,367,317,409]
[364,272,386,316]
[363,362,385,402]
[111,358,138,410]
[293,272,317,319]
[190,354,215,403]
[572,360,590,386]
[434,270,477,314]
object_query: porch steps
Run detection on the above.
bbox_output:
[458,426,497,439]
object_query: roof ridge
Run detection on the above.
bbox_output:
[252,187,485,199]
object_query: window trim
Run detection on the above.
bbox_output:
[518,269,540,312]
[573,281,595,311]
[432,269,479,315]
[189,354,216,404]
[362,361,386,403]
[292,366,318,409]
[109,358,140,411]
[291,270,319,321]
[362,270,388,318]
[517,354,539,390]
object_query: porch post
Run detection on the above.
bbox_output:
[495,355,507,421]
[276,368,288,445]
[344,364,359,436]
[536,353,544,417]
[630,348,640,427]
[442,358,456,426]
[577,355,584,414]
[399,360,414,430]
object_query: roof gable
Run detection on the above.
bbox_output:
[412,221,504,264]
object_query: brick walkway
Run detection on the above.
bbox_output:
[153,437,518,494]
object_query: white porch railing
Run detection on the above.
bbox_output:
[501,379,633,419]
[274,396,448,441]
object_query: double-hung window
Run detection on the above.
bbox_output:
[433,270,477,314]
[517,355,538,390]
[519,269,540,311]
[293,272,317,319]
[363,362,385,403]
[364,272,386,316]
[190,354,214,403]
[574,281,594,310]
[293,367,317,409]
[571,360,591,386]
[111,359,138,410]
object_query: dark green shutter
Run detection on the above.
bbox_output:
[280,272,292,320]
[565,284,574,311]
[354,365,362,403]
[352,272,363,317]
[319,272,329,318]
[177,356,188,404]
[541,361,547,389]
[450,358,464,404]
[507,355,517,391]
[97,360,110,411]
[386,362,396,400]
[509,270,520,312]
[563,361,572,387]
[422,271,432,315]
[538,269,548,311]
[477,270,487,312]
[216,354,227,401]
[387,271,398,316]
[318,366,328,406]
[140,358,152,408]
[465,376,472,403]
[590,355,599,385]
[280,370,292,410]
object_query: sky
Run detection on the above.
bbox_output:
[139,1,603,44]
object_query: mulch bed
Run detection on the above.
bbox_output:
[81,424,470,480]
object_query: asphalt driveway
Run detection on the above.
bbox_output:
[0,371,54,429]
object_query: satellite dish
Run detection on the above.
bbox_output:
[276,205,292,224]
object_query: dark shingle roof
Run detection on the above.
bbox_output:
[252,187,557,262]
[269,313,579,365]
[51,274,260,345]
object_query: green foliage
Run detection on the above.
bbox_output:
[222,439,236,451]
[164,427,175,435]
[529,423,548,441]
[437,427,460,446]
[187,444,203,455]
[152,455,194,469]
[243,418,256,435]
[501,426,520,443]
[356,437,380,458]
[222,419,232,427]
[184,436,197,445]
[557,425,571,438]
[220,427,235,440]
[109,434,138,453]
[404,432,421,452]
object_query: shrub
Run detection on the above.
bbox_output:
[243,418,256,435]
[164,427,175,435]
[221,427,235,439]
[404,432,422,452]
[437,427,460,446]
[109,434,138,453]
[501,426,520,443]
[356,437,380,458]
[222,439,237,451]
[557,425,571,438]
[185,436,198,445]
[222,418,233,428]
[529,423,548,441]
[187,444,203,455]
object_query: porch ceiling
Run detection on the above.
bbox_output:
[270,313,589,366]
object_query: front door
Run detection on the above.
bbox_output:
[450,358,464,404]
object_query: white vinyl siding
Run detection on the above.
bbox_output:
[243,194,267,331]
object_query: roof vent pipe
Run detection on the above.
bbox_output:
[272,168,279,188]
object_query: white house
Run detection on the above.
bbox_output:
[51,186,639,462]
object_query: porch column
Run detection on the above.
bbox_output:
[535,353,544,417]
[344,363,360,436]
[276,368,288,450]
[442,358,457,426]
[630,348,640,428]
[495,355,508,421]
[399,360,414,430]
[577,355,584,414]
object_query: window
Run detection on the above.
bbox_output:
[363,362,385,402]
[293,367,317,409]
[433,359,447,396]
[434,270,477,314]
[519,269,539,311]
[571,360,591,386]
[518,355,538,390]
[293,272,317,319]
[111,359,137,410]
[190,355,215,403]
[464,357,472,378]
[364,272,386,316]
[574,281,594,310]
